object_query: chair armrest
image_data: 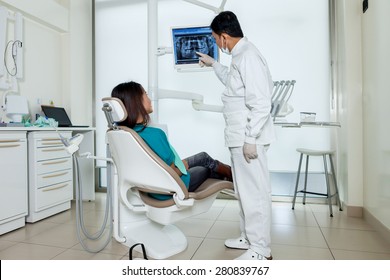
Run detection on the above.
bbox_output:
[173,193,194,208]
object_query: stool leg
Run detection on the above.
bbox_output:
[323,155,333,217]
[292,153,303,210]
[303,155,309,205]
[329,154,342,211]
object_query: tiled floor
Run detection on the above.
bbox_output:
[1,193,390,260]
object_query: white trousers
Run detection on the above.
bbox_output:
[230,144,272,257]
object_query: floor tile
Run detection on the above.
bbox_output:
[24,223,88,248]
[174,218,215,238]
[0,221,62,242]
[41,208,76,224]
[52,248,123,260]
[275,200,311,212]
[217,206,240,222]
[70,235,128,256]
[321,227,390,253]
[225,199,240,208]
[0,243,66,260]
[206,220,241,239]
[271,224,328,248]
[192,238,244,260]
[332,249,390,260]
[272,208,318,227]
[309,203,342,214]
[314,211,374,230]
[212,198,231,208]
[192,206,224,221]
[1,195,389,261]
[166,237,204,260]
[76,210,111,228]
[0,240,18,252]
[270,244,334,260]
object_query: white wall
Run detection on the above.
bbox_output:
[0,0,93,126]
[334,0,390,236]
[95,0,332,176]
[65,0,93,125]
[361,0,390,230]
[333,0,364,212]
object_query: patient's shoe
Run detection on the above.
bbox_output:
[216,161,233,182]
[234,249,273,260]
[225,236,250,250]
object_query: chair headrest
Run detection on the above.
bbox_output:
[102,97,128,124]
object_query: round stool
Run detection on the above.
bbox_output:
[292,148,342,217]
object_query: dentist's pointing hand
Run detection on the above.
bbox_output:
[196,52,215,67]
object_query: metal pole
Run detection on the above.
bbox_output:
[148,0,158,123]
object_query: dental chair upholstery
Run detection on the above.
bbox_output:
[102,97,233,259]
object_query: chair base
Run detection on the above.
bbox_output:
[114,202,187,259]
[119,219,187,259]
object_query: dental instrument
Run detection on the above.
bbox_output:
[271,80,296,121]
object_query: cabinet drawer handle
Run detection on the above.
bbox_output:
[41,142,63,146]
[0,139,21,143]
[0,144,21,148]
[41,148,65,152]
[42,159,68,165]
[41,138,61,141]
[42,171,69,178]
[42,183,69,192]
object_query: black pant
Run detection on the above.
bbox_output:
[185,152,224,192]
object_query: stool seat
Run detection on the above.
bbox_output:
[292,148,342,217]
[296,148,335,156]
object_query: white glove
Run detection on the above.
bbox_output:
[243,143,258,163]
[196,52,215,67]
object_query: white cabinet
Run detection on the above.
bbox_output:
[0,132,28,235]
[26,131,73,223]
[0,127,95,230]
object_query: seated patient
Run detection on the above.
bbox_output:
[111,81,232,200]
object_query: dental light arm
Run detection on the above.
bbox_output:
[182,0,227,14]
[159,89,223,113]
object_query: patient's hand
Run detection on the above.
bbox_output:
[182,159,189,170]
[170,162,184,176]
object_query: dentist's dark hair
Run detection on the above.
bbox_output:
[111,81,150,129]
[210,11,244,37]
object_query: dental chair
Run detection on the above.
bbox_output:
[101,97,233,259]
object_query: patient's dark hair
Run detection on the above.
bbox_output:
[111,81,150,129]
[210,11,244,37]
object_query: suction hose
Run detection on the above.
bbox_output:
[73,155,113,253]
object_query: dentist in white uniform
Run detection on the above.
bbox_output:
[197,11,276,260]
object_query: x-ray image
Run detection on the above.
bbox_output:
[174,34,215,64]
[171,26,219,70]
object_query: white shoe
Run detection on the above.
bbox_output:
[225,236,250,250]
[234,249,273,260]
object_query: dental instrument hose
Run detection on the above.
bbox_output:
[73,154,113,253]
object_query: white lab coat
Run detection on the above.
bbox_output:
[212,37,276,148]
[212,37,274,257]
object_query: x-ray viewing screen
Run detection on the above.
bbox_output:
[172,26,219,70]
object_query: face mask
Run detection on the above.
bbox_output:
[221,37,231,55]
